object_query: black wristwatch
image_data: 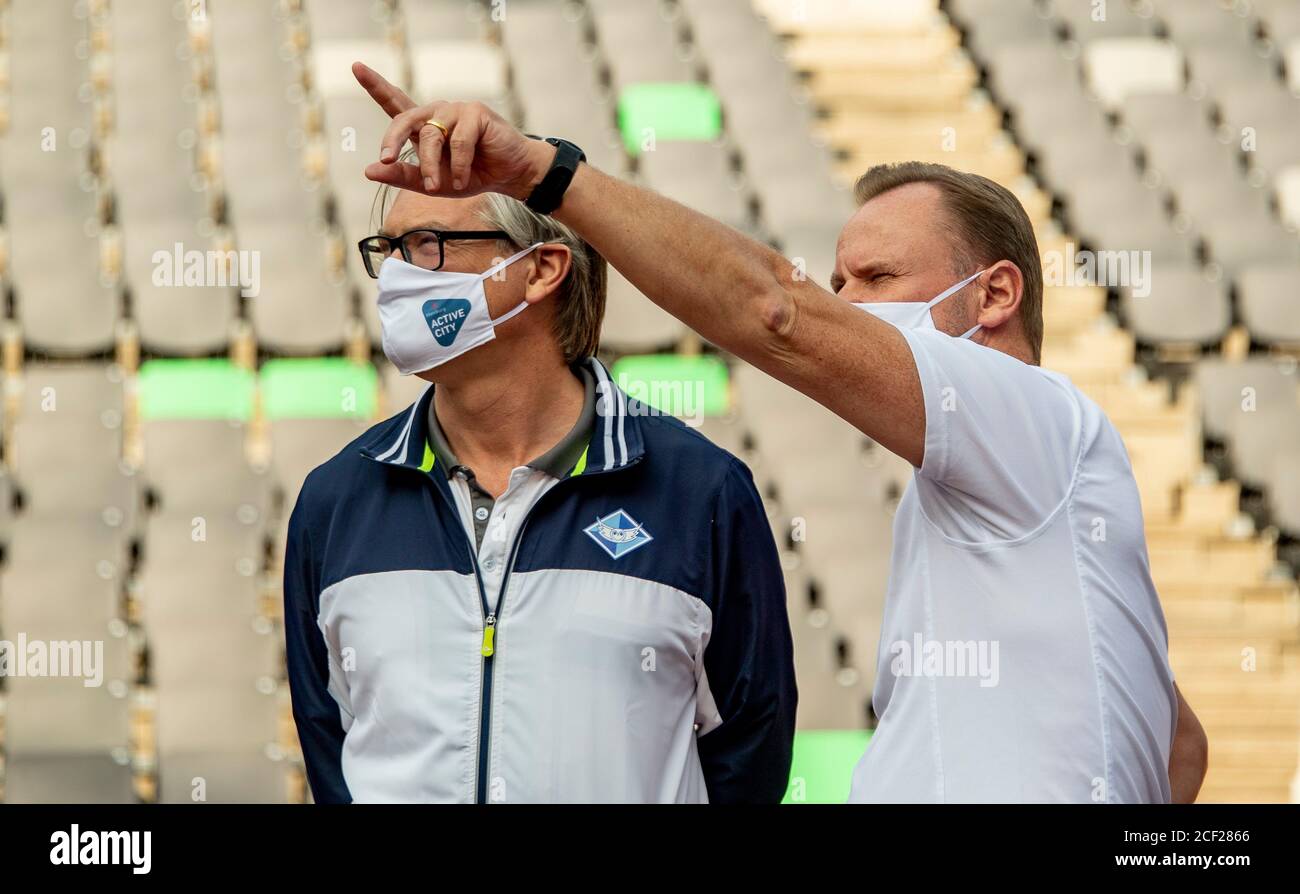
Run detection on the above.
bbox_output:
[523,136,585,215]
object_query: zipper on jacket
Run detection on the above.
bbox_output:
[390,452,643,804]
[398,465,495,802]
[470,453,645,801]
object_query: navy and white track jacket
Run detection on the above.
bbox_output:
[284,358,797,803]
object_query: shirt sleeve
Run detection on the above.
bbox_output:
[695,458,798,804]
[283,483,353,804]
[899,327,1083,541]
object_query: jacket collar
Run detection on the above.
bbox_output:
[359,357,646,475]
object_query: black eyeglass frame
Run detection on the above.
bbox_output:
[357,228,514,278]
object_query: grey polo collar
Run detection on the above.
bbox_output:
[425,363,597,481]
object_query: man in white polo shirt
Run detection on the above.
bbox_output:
[350,68,1210,803]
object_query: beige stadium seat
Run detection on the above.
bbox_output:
[3,754,136,804]
[1270,448,1300,536]
[1154,0,1246,45]
[141,418,268,517]
[777,224,841,293]
[152,682,282,759]
[269,417,372,494]
[411,41,507,106]
[1120,264,1230,347]
[588,0,698,92]
[599,268,685,352]
[1041,286,1106,336]
[1257,0,1300,43]
[399,0,492,42]
[758,174,857,235]
[304,0,393,43]
[636,142,752,232]
[1,516,131,633]
[3,656,133,760]
[813,63,975,115]
[1050,0,1158,41]
[1041,324,1136,386]
[794,504,893,576]
[381,362,432,416]
[818,104,1003,157]
[10,364,138,524]
[787,29,959,74]
[312,41,403,289]
[1193,357,1299,442]
[1230,405,1300,489]
[811,553,889,690]
[1239,264,1300,348]
[158,752,290,804]
[1082,38,1184,110]
[2,1,120,354]
[109,0,237,353]
[1176,479,1242,535]
[1286,39,1300,94]
[1215,84,1300,178]
[785,571,870,730]
[1275,166,1300,232]
[840,140,1025,188]
[755,0,941,35]
[209,0,352,352]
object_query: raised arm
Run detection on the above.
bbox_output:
[352,64,928,466]
[1169,682,1208,803]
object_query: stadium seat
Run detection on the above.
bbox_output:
[262,357,377,496]
[783,729,872,803]
[609,353,731,418]
[137,359,266,516]
[1230,404,1300,489]
[600,268,686,352]
[1,1,120,354]
[1238,264,1300,348]
[1193,357,1300,443]
[1081,38,1185,109]
[3,754,136,805]
[1121,265,1231,348]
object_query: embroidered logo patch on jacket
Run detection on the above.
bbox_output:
[584,509,654,559]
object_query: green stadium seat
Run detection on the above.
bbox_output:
[616,83,723,155]
[260,358,379,420]
[610,354,731,419]
[782,729,872,804]
[137,359,256,422]
[261,360,378,521]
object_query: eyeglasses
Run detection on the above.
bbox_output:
[357,228,513,278]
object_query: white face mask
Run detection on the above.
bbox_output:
[376,242,543,375]
[853,269,986,339]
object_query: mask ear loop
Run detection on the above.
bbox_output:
[480,241,545,281]
[925,268,986,309]
[482,241,545,325]
[928,268,986,338]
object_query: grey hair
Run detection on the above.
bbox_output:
[373,148,607,363]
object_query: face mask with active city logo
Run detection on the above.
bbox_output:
[853,269,986,339]
[375,242,543,375]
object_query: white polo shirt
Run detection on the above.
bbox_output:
[849,327,1177,803]
[425,366,597,612]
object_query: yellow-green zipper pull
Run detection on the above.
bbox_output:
[481,613,497,657]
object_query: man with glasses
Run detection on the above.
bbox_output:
[283,174,798,803]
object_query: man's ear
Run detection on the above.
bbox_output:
[976,259,1024,329]
[523,243,572,306]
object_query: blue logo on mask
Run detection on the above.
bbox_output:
[422,299,472,346]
